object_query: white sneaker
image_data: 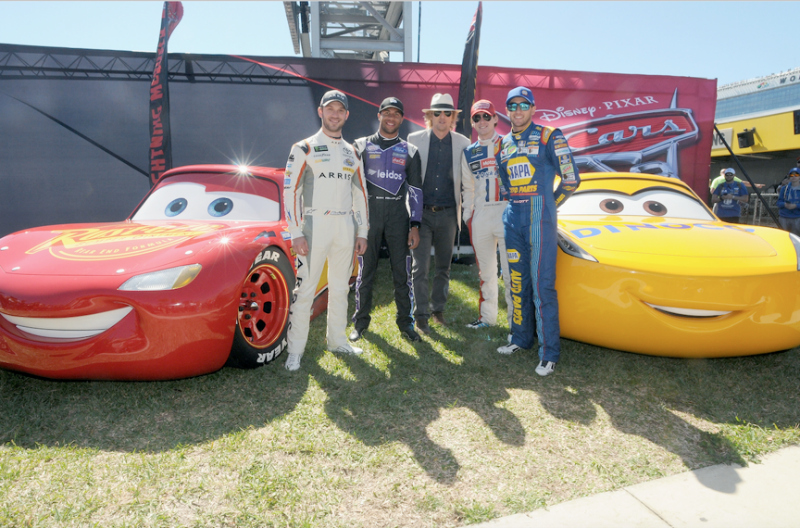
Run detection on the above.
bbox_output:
[328,343,363,355]
[535,361,556,377]
[497,343,522,355]
[284,353,302,371]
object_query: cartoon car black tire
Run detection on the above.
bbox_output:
[227,247,295,368]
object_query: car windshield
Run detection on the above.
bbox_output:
[132,173,281,222]
[558,188,715,221]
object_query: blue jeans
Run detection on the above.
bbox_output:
[779,216,800,237]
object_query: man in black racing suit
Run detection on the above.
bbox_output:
[349,97,424,342]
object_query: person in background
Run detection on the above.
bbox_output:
[709,168,742,206]
[407,93,470,334]
[777,167,800,236]
[709,167,742,193]
[712,168,749,223]
[460,99,512,335]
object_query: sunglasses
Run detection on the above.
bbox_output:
[432,111,453,117]
[507,102,532,112]
[471,113,493,122]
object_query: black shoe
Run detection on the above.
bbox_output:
[348,328,365,342]
[416,319,431,335]
[399,326,421,342]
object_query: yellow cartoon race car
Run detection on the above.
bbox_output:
[556,172,800,358]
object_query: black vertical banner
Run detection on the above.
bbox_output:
[456,2,482,139]
[149,1,184,186]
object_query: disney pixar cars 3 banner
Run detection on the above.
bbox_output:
[0,43,716,237]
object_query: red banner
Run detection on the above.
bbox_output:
[236,59,716,199]
[475,72,717,200]
[149,1,183,186]
[234,56,717,198]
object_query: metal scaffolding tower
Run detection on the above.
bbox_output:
[283,1,412,61]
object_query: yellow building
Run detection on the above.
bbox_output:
[712,68,800,190]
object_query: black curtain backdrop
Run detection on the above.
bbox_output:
[0,44,717,238]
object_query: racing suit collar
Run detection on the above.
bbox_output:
[512,121,535,138]
[378,132,399,141]
[478,132,500,146]
[318,128,342,141]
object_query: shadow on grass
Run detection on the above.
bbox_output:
[307,328,527,485]
[308,263,800,486]
[2,261,799,491]
[0,360,308,452]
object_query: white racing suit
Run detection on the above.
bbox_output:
[461,132,512,327]
[284,129,369,357]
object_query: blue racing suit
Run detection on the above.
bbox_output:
[496,122,579,363]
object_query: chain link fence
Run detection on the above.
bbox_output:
[742,193,780,228]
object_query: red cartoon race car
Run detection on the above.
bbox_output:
[0,165,336,380]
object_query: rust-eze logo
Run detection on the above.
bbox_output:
[26,224,225,261]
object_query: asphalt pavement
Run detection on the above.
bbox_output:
[467,445,800,528]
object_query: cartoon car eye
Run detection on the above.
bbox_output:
[643,200,667,216]
[208,197,234,217]
[132,182,280,222]
[559,190,713,221]
[165,198,188,217]
[633,190,711,219]
[600,198,624,214]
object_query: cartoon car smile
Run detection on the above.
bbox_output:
[556,172,800,357]
[0,165,337,380]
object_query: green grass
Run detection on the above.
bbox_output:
[2,260,800,527]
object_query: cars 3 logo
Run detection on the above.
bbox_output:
[557,91,699,179]
[26,224,224,261]
[564,111,696,154]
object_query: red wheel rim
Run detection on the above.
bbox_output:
[237,263,290,348]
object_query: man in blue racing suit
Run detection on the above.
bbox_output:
[495,86,580,377]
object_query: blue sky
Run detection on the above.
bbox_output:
[1,1,798,87]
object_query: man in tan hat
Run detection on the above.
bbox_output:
[407,93,470,334]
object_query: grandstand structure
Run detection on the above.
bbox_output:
[283,1,412,61]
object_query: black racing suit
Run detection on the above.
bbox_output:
[352,132,423,332]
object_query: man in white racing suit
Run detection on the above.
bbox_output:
[283,90,369,371]
[460,99,512,332]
